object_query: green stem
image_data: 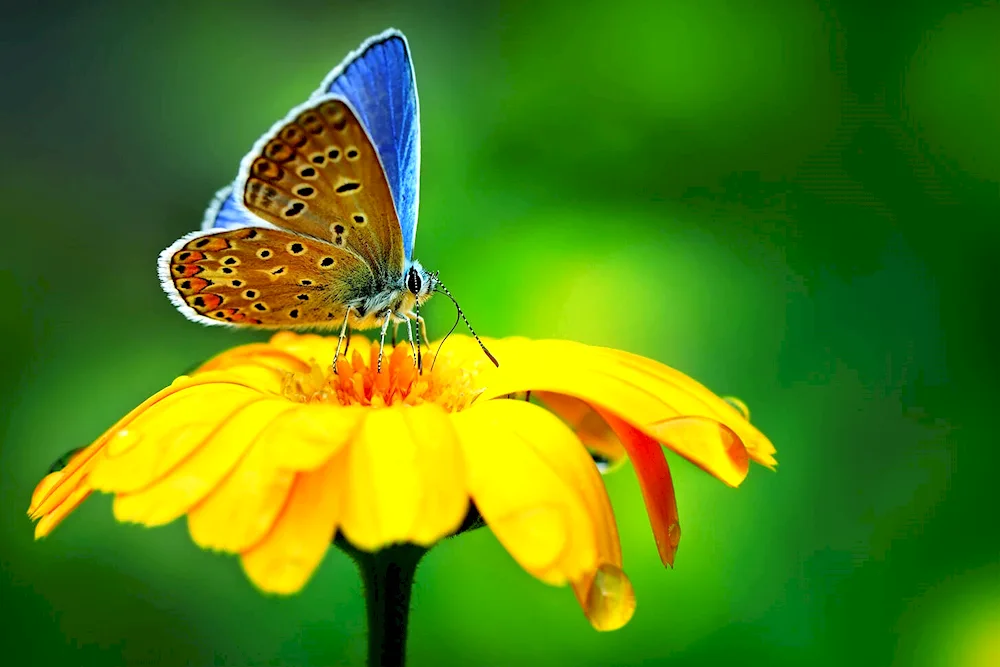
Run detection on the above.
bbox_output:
[339,537,427,667]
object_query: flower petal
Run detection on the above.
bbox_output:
[186,420,300,553]
[240,448,346,594]
[452,400,601,585]
[536,392,627,470]
[340,404,467,550]
[601,410,681,568]
[111,399,291,527]
[88,385,264,495]
[478,340,773,486]
[255,405,364,471]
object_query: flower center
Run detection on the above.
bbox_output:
[280,342,483,411]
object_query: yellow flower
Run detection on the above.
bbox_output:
[28,332,776,631]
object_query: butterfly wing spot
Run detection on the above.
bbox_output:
[289,309,300,319]
[287,242,306,255]
[319,257,335,268]
[283,202,306,218]
[221,256,240,266]
[297,111,326,135]
[296,294,310,301]
[335,181,361,194]
[353,214,366,225]
[266,140,296,162]
[178,277,211,293]
[300,165,320,178]
[256,248,273,259]
[188,294,224,310]
[345,148,359,160]
[243,289,258,300]
[327,148,342,161]
[252,302,268,311]
[252,158,284,182]
[307,153,325,166]
[280,126,309,149]
[221,267,234,274]
[295,186,316,198]
[174,250,205,263]
[232,228,260,241]
[230,279,243,287]
[300,279,313,286]
[174,264,203,277]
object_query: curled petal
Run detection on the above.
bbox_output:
[537,392,627,471]
[241,449,346,594]
[601,410,681,568]
[453,400,603,585]
[479,340,774,486]
[340,404,467,550]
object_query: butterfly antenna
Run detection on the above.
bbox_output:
[434,281,499,367]
[431,305,462,372]
[415,299,423,373]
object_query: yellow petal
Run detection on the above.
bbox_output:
[112,399,291,527]
[88,385,264,495]
[340,404,467,550]
[35,484,92,539]
[452,400,600,585]
[186,426,297,553]
[255,404,364,471]
[478,340,773,486]
[241,449,346,594]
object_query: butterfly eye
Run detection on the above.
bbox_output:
[406,267,422,295]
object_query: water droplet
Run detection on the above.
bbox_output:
[667,521,681,549]
[723,396,751,421]
[107,428,142,456]
[585,563,636,631]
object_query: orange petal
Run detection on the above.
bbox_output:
[112,399,291,527]
[340,405,467,551]
[452,400,601,585]
[601,410,681,568]
[240,449,346,594]
[537,392,627,470]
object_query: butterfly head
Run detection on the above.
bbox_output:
[405,260,437,307]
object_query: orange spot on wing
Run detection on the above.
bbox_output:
[178,277,211,292]
[174,264,203,277]
[173,250,205,262]
[186,293,224,311]
[190,237,231,252]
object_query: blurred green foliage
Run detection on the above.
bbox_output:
[1,1,997,665]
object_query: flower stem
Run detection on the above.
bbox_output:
[338,537,427,667]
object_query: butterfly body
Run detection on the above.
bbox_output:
[159,30,433,335]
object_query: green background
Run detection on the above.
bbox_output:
[1,0,997,665]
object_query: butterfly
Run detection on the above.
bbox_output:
[157,29,494,371]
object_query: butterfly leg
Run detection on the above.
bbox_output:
[377,310,393,373]
[405,317,418,368]
[332,308,353,373]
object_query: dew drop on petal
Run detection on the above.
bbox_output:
[667,521,681,550]
[585,563,637,631]
[107,428,142,456]
[722,396,751,421]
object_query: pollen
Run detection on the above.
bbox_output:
[280,343,483,411]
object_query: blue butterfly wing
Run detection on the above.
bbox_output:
[314,29,420,260]
[201,186,259,231]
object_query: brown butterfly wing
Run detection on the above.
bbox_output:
[239,97,405,279]
[161,226,376,328]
